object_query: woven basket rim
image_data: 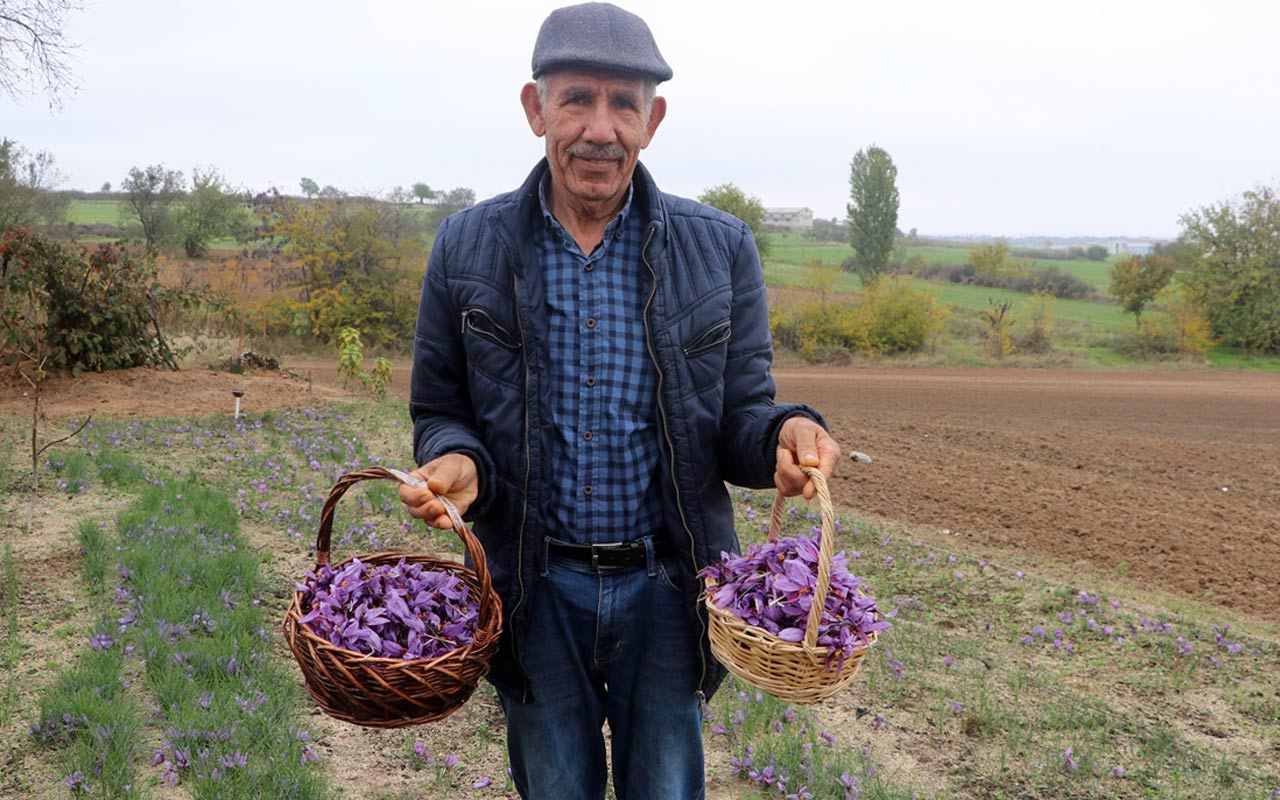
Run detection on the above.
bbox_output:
[702,581,879,660]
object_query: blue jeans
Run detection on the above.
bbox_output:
[497,537,706,800]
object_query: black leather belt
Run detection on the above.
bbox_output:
[548,539,673,570]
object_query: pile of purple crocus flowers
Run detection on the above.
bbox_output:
[701,535,891,668]
[297,557,479,660]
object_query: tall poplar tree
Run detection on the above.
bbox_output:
[846,145,900,285]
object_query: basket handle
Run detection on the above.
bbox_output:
[768,465,835,650]
[313,466,494,609]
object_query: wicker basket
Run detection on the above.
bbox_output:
[282,467,502,728]
[705,466,878,704]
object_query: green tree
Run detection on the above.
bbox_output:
[259,190,426,345]
[846,144,899,285]
[969,239,1009,276]
[697,182,770,258]
[411,182,435,204]
[1085,244,1109,261]
[99,180,111,193]
[299,177,319,198]
[440,186,475,209]
[1178,184,1280,353]
[1107,253,1175,326]
[177,166,246,257]
[1,137,67,233]
[1,137,36,231]
[427,186,478,228]
[121,164,185,250]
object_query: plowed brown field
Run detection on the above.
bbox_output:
[777,368,1280,621]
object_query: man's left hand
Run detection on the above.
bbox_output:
[775,416,841,500]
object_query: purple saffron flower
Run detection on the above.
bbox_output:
[443,753,460,769]
[950,701,964,714]
[1063,747,1078,772]
[89,633,114,650]
[1111,766,1127,778]
[474,776,493,788]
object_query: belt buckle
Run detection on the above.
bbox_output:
[591,545,601,571]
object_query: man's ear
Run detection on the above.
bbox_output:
[641,95,667,149]
[520,82,546,137]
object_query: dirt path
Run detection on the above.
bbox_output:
[5,361,1277,621]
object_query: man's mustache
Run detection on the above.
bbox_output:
[568,143,626,161]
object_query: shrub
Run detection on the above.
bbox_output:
[860,276,949,354]
[0,229,201,376]
[1158,288,1217,356]
[770,274,947,362]
[980,300,1015,359]
[1018,291,1056,353]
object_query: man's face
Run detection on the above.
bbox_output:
[521,70,666,213]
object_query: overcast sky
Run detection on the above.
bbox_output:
[5,0,1279,238]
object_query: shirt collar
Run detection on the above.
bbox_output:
[538,175,634,245]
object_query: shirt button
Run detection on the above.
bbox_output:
[583,431,593,441]
[583,485,593,496]
[585,318,596,329]
[584,263,594,272]
[585,376,596,387]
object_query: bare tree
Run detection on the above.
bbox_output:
[0,0,83,106]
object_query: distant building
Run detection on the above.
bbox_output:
[763,207,814,231]
[1112,240,1156,256]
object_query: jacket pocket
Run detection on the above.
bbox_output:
[461,307,522,351]
[683,318,731,357]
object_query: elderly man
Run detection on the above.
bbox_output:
[399,3,840,798]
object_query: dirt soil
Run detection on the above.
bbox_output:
[4,361,1278,623]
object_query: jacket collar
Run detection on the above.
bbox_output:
[500,158,667,272]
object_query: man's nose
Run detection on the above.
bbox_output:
[582,102,618,143]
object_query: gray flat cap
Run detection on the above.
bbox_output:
[531,2,672,82]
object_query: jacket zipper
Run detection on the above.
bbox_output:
[510,271,533,702]
[461,307,522,350]
[640,223,710,707]
[682,319,731,357]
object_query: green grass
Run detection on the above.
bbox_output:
[115,478,329,799]
[31,636,143,799]
[769,235,1115,287]
[1206,345,1280,371]
[66,198,126,226]
[763,260,1135,336]
[922,279,1131,332]
[767,236,1125,347]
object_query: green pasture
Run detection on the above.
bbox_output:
[922,279,1130,332]
[66,198,125,225]
[768,235,1114,290]
[762,261,1135,335]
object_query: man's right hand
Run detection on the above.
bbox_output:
[397,453,479,530]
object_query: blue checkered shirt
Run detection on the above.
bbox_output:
[536,180,661,544]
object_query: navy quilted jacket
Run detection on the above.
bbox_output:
[409,159,826,701]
